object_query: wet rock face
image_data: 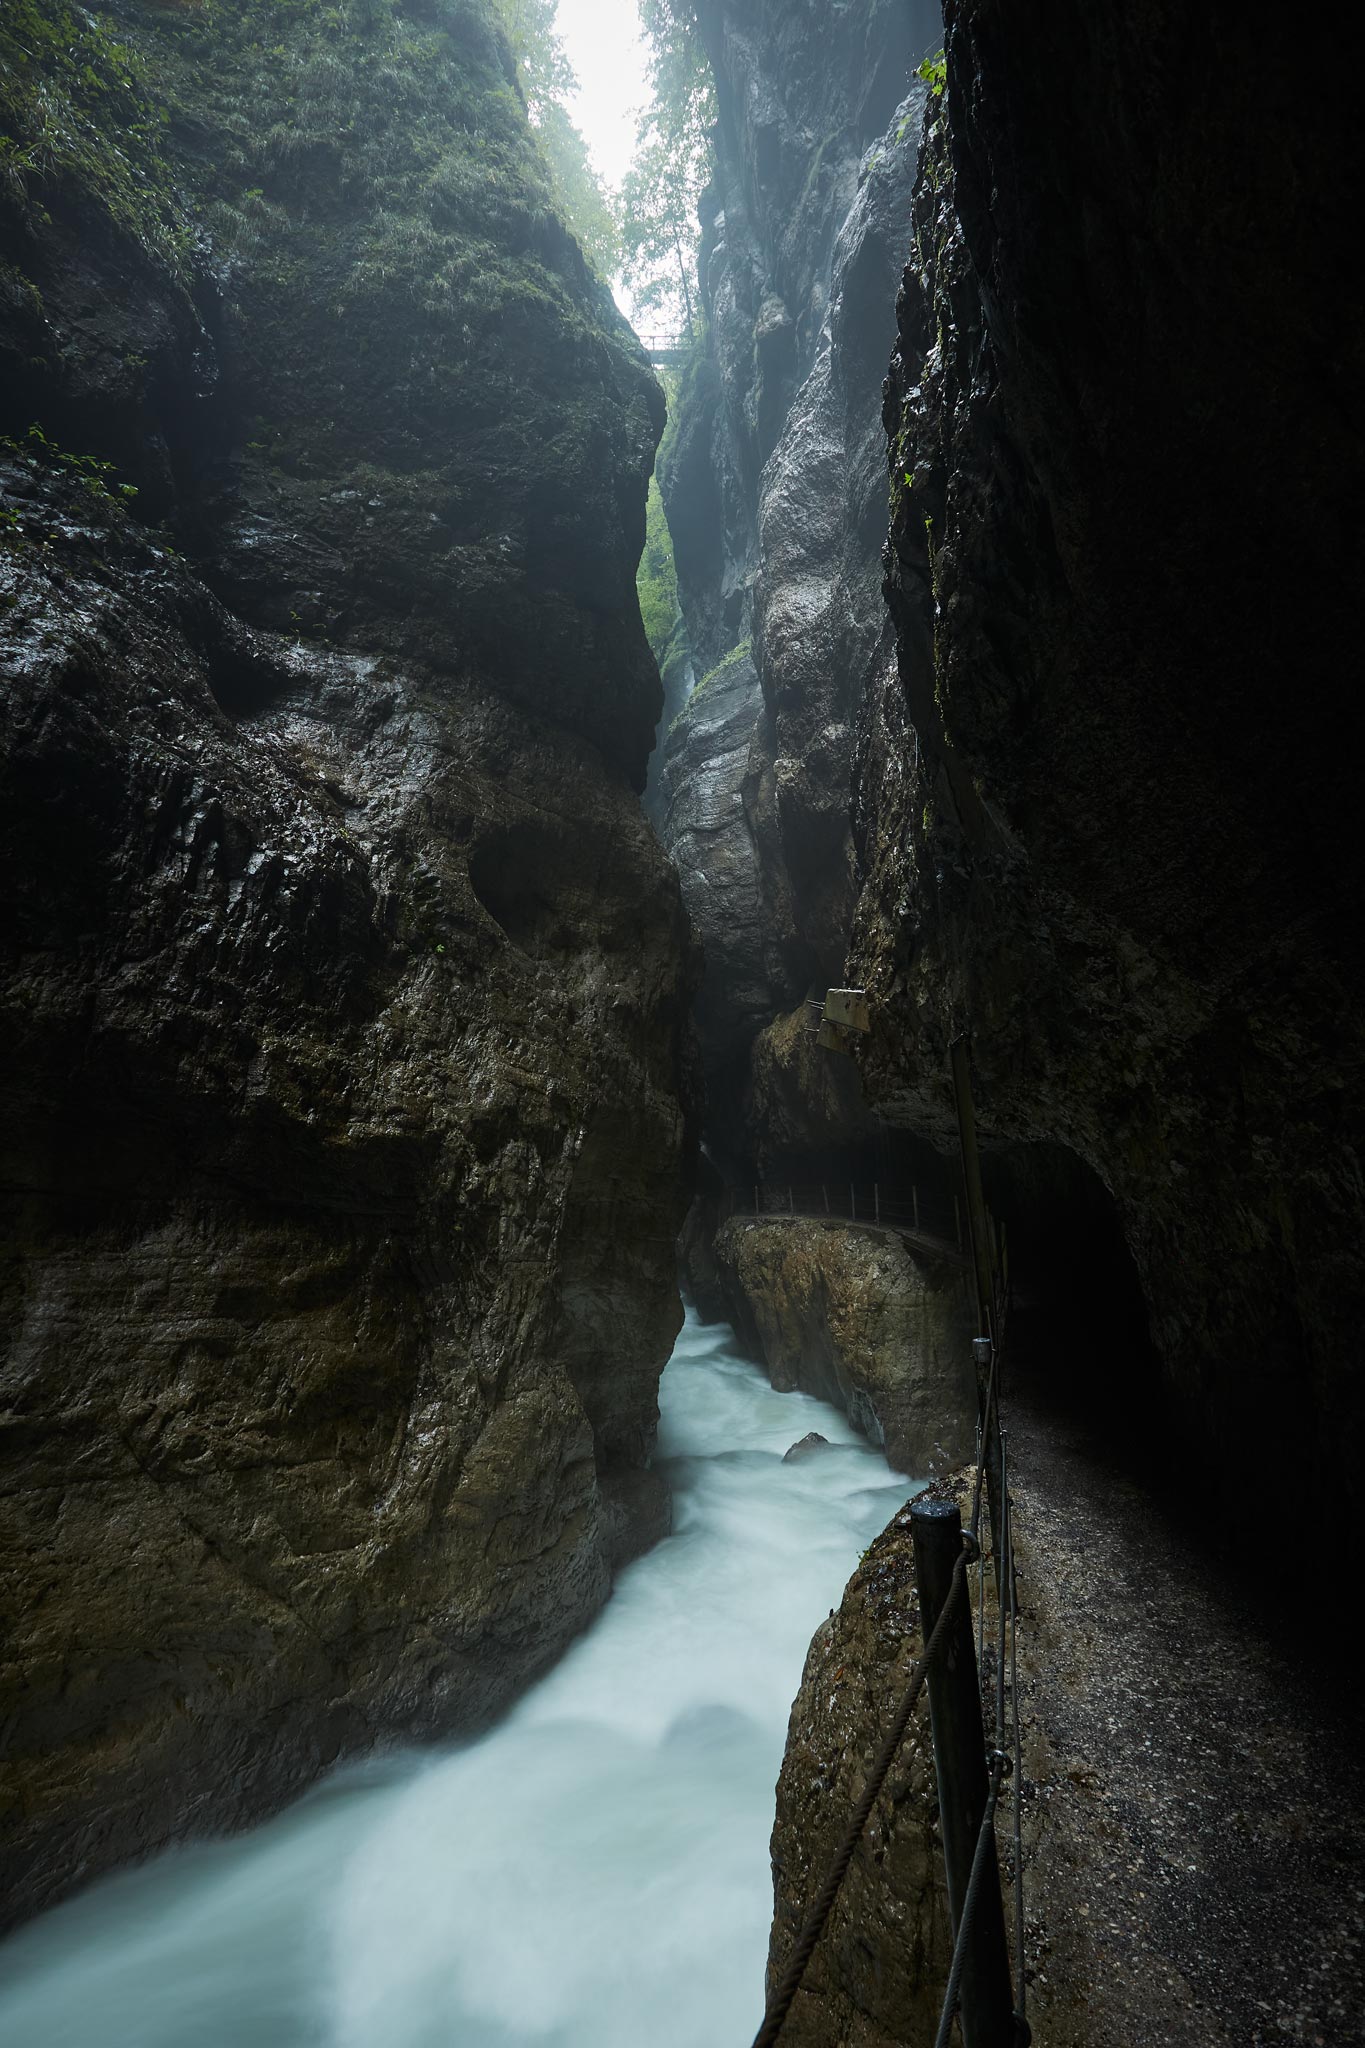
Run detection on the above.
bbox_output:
[713,1219,976,1474]
[855,0,1365,1501]
[751,95,924,992]
[661,0,938,1171]
[2,1,665,788]
[0,0,693,1922]
[673,0,940,632]
[659,644,784,1081]
[767,1487,955,2045]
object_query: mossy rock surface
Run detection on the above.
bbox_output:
[0,0,696,1928]
[1,0,664,780]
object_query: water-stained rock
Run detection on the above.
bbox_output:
[856,0,1365,1521]
[660,643,788,1091]
[765,1485,956,2045]
[0,0,694,1924]
[662,4,937,1173]
[714,1219,976,1474]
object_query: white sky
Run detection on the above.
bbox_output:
[554,0,648,191]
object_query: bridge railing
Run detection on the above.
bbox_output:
[718,1179,971,1254]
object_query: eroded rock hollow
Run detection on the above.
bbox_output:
[0,0,694,1923]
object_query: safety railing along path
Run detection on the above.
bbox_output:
[750,1040,1032,2048]
[718,1181,988,1272]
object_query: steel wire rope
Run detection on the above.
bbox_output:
[973,1328,1005,1721]
[749,1539,974,2048]
[997,1431,1011,1742]
[976,1414,988,1676]
[931,1750,1009,2048]
[1008,1428,1028,2038]
[751,1317,1008,2046]
[968,1338,1000,1550]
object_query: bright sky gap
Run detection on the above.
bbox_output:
[555,0,649,192]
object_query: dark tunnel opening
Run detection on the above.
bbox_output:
[981,1141,1174,1479]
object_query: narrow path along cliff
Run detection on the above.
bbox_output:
[1004,1375,1365,2047]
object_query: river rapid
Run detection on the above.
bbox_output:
[0,1305,919,2047]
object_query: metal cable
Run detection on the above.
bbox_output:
[976,1419,987,1676]
[971,1334,999,1742]
[750,1543,972,2048]
[1008,1432,1026,2030]
[968,1341,999,1550]
[932,1753,1007,2048]
[996,1431,1008,1744]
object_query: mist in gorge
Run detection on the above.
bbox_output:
[2,3,1361,2043]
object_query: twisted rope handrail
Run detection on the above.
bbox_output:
[752,1257,1030,2046]
[751,1540,973,2048]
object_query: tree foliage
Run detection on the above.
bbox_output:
[536,102,619,277]
[493,0,576,118]
[638,471,681,657]
[492,0,620,276]
[490,0,715,325]
[616,0,714,334]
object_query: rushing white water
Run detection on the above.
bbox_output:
[0,1306,920,2047]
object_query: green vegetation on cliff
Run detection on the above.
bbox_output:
[0,0,619,339]
[639,472,690,701]
[688,637,751,707]
[638,472,682,655]
[0,1,187,271]
[1,0,664,771]
[636,360,694,774]
[916,49,946,96]
[492,0,620,274]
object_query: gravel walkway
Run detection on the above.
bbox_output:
[1005,1383,1365,2047]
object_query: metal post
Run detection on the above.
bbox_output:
[823,1184,830,1215]
[913,1184,920,1231]
[910,1496,1015,2048]
[950,1038,1004,1581]
[850,1182,856,1221]
[788,1184,794,1216]
[950,1040,997,1344]
[954,1194,962,1248]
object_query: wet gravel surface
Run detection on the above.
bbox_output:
[1006,1390,1365,2047]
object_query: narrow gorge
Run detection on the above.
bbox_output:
[2,2,1361,2044]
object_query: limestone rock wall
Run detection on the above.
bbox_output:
[765,1482,958,2046]
[659,644,784,1080]
[659,2,941,1170]
[0,0,693,1923]
[713,1219,976,1474]
[672,1,1364,2031]
[855,0,1365,1504]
